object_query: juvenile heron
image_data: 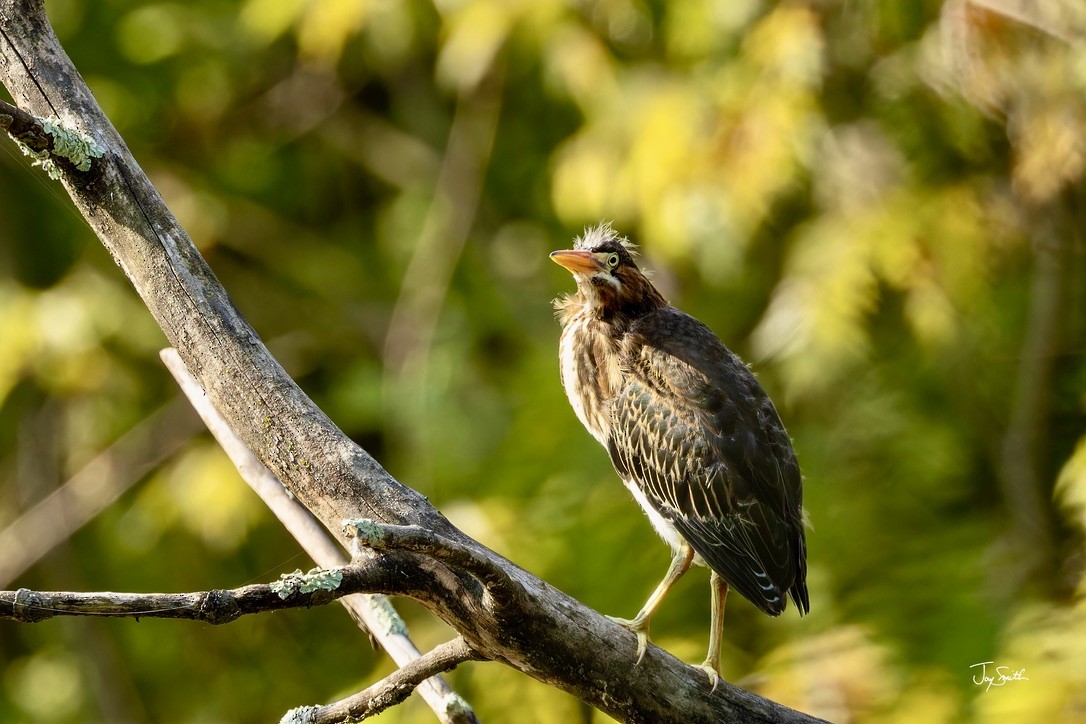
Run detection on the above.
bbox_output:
[551,223,809,684]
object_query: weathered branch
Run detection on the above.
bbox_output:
[160,348,478,724]
[344,519,518,609]
[0,521,492,625]
[0,95,51,150]
[2,565,365,624]
[0,94,102,177]
[0,1,823,721]
[285,637,483,724]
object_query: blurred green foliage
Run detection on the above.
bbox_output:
[1,0,1085,721]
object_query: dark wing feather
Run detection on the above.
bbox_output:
[608,308,809,616]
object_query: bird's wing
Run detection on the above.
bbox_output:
[607,309,808,616]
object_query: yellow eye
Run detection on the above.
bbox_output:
[606,253,620,269]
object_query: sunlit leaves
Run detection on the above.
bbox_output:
[756,627,903,720]
[117,4,186,64]
[552,6,824,270]
[1011,101,1086,203]
[0,271,156,406]
[1056,437,1086,533]
[240,0,370,64]
[239,0,308,44]
[139,442,264,553]
[663,0,762,62]
[437,0,517,91]
[296,0,374,63]
[935,0,1086,203]
[754,176,992,398]
[542,22,619,109]
[1,650,84,721]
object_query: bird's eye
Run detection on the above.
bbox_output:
[606,253,620,270]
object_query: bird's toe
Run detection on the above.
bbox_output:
[695,662,721,691]
[607,615,652,664]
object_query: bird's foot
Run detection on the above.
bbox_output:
[606,615,651,664]
[695,662,721,692]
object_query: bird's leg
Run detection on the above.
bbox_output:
[696,571,729,689]
[608,542,695,663]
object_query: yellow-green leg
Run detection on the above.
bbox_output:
[696,571,729,689]
[609,542,695,663]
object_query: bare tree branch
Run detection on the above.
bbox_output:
[343,519,518,609]
[2,564,370,623]
[0,96,52,150]
[0,1,823,721]
[285,637,483,724]
[160,348,479,724]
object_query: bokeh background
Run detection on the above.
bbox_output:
[1,0,1085,721]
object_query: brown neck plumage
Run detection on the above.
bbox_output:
[559,266,665,326]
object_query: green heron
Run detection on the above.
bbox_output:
[551,223,809,684]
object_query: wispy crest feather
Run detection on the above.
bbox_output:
[573,221,639,256]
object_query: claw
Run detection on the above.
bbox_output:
[696,663,721,692]
[634,629,649,664]
[607,615,652,664]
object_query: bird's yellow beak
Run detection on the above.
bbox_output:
[550,249,602,275]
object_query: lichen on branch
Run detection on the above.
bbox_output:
[269,567,345,600]
[1,99,104,179]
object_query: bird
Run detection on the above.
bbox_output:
[550,223,809,685]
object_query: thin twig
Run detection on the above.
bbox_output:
[284,637,483,724]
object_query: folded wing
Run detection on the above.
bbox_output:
[606,309,809,616]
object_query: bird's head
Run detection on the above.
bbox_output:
[550,223,666,320]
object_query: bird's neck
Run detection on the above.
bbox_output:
[555,287,666,331]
